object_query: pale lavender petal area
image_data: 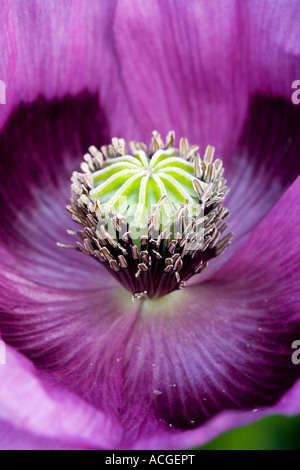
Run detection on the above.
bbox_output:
[273,378,300,414]
[0,345,122,450]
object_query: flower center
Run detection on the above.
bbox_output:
[89,145,209,244]
[65,131,233,300]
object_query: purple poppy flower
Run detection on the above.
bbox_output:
[0,0,300,450]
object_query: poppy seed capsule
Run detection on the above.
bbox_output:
[66,131,233,300]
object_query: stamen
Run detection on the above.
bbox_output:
[65,131,233,300]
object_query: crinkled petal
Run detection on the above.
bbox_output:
[0,345,122,450]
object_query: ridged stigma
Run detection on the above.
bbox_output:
[66,131,233,300]
[89,148,208,233]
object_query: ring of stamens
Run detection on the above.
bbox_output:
[64,131,233,300]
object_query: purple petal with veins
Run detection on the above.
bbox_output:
[0,0,299,450]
